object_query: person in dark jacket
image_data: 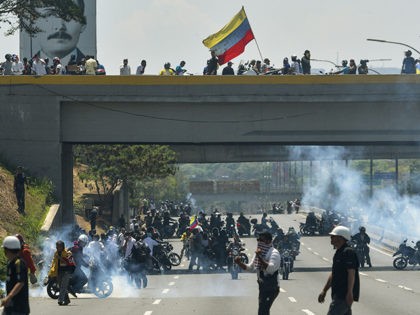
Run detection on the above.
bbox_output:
[301,50,311,74]
[319,226,360,315]
[401,50,416,74]
[14,166,28,214]
[222,61,235,75]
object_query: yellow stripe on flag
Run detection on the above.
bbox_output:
[203,7,248,49]
[190,216,196,225]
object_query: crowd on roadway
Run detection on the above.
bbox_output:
[2,49,420,76]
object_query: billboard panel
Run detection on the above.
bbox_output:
[20,0,97,65]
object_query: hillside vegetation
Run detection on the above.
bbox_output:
[0,164,53,282]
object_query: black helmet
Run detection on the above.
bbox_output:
[359,226,366,232]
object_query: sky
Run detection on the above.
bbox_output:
[1,0,420,75]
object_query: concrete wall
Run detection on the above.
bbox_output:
[0,92,62,194]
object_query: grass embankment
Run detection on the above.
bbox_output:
[0,164,53,293]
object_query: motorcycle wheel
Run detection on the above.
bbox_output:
[93,280,113,298]
[168,253,181,266]
[231,265,239,280]
[282,266,289,280]
[393,257,408,270]
[46,280,60,299]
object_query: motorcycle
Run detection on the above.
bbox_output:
[151,242,181,272]
[393,240,420,270]
[236,221,251,237]
[280,249,293,280]
[299,222,318,236]
[226,223,236,238]
[226,242,248,279]
[47,260,113,299]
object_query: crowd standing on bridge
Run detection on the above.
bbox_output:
[2,48,420,76]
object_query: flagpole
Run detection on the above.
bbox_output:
[242,6,264,61]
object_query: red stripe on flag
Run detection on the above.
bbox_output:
[217,29,255,65]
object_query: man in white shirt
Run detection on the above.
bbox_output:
[120,59,131,75]
[31,54,47,75]
[236,232,281,315]
[11,55,24,75]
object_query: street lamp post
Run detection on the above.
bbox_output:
[367,38,420,55]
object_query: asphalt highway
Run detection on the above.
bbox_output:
[27,213,420,315]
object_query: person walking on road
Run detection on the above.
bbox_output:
[318,226,360,315]
[235,232,281,315]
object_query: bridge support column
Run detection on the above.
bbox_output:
[61,143,74,224]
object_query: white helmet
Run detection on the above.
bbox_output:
[78,234,89,245]
[329,226,351,241]
[2,236,22,250]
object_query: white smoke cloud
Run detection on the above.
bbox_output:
[289,146,420,243]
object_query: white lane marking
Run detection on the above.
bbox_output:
[280,288,286,293]
[359,272,368,276]
[174,276,179,279]
[375,278,387,283]
[162,289,170,294]
[288,297,297,303]
[307,247,311,250]
[302,310,316,315]
[313,252,319,256]
[301,242,305,246]
[398,285,413,291]
[152,299,161,305]
[144,312,153,315]
[322,257,329,262]
[180,264,185,267]
[169,282,175,286]
[369,245,393,257]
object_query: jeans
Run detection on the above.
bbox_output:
[258,287,279,315]
[327,298,352,315]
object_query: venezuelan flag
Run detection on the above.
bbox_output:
[189,217,199,230]
[203,7,255,65]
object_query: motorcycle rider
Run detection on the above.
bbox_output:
[69,234,89,295]
[352,227,372,267]
[225,212,236,237]
[237,212,251,236]
[305,212,318,230]
[261,212,269,230]
[48,240,75,306]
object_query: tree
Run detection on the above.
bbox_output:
[74,144,178,208]
[0,0,85,35]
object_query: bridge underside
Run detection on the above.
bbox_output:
[170,144,420,163]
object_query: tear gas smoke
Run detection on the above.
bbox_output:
[30,224,142,298]
[290,146,420,243]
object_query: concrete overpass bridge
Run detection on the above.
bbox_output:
[1,75,420,222]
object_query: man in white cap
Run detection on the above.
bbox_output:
[1,236,30,314]
[318,226,360,315]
